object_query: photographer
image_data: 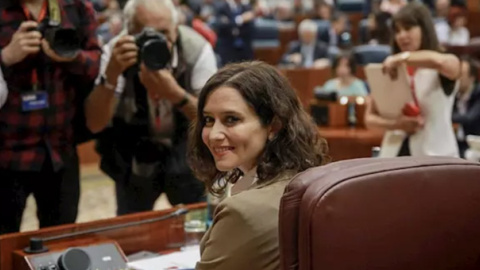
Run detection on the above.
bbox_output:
[86,0,217,215]
[0,0,101,234]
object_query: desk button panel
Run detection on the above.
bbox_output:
[29,243,127,270]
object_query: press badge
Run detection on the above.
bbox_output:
[21,91,49,111]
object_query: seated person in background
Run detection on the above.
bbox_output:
[380,0,407,15]
[316,53,369,97]
[273,0,295,22]
[293,0,315,14]
[321,12,351,48]
[190,61,329,270]
[447,6,470,46]
[280,19,330,68]
[367,11,392,45]
[311,0,333,20]
[453,57,480,158]
[434,0,451,44]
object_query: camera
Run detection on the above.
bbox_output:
[134,27,171,70]
[31,19,81,58]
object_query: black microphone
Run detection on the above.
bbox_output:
[24,208,189,254]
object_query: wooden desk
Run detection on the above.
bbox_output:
[0,203,206,270]
[254,46,282,66]
[319,127,384,161]
[445,44,480,60]
[467,11,480,38]
[281,68,331,107]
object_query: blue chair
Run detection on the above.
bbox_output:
[252,18,280,48]
[353,45,391,65]
[327,46,341,63]
[336,0,365,12]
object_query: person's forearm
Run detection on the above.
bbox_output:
[403,50,443,69]
[85,85,117,133]
[175,92,198,121]
[402,50,460,79]
[365,113,396,131]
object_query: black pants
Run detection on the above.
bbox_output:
[0,152,80,235]
[397,138,411,156]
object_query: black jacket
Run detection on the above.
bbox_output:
[453,84,480,138]
[279,40,329,67]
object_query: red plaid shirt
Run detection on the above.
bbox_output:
[0,0,101,171]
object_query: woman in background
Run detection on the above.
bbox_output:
[447,6,470,46]
[365,2,461,157]
[189,61,328,270]
[317,53,369,97]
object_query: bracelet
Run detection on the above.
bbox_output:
[174,92,189,108]
[399,51,411,62]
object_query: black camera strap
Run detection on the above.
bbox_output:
[21,1,49,91]
[42,0,61,93]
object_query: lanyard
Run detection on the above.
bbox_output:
[407,66,420,107]
[22,0,48,91]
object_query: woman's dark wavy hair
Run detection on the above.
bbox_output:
[188,61,330,196]
[391,2,441,54]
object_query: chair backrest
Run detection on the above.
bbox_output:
[315,20,331,43]
[336,0,365,12]
[353,44,391,65]
[252,18,280,48]
[279,157,480,270]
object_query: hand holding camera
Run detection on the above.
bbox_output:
[106,35,139,80]
[1,21,42,67]
[139,64,183,102]
[107,28,171,80]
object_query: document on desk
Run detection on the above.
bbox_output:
[127,246,200,270]
[364,63,413,119]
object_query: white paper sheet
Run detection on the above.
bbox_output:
[127,246,200,270]
[364,63,413,119]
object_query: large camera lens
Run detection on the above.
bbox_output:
[141,38,171,70]
[135,28,171,70]
[48,28,81,58]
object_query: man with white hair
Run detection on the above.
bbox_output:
[280,19,329,68]
[85,0,217,215]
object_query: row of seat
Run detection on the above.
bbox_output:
[253,18,392,65]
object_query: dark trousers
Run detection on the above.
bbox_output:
[0,152,80,235]
[115,171,206,216]
[397,138,411,156]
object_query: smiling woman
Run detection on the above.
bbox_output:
[188,61,329,270]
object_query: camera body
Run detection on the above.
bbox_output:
[33,19,81,58]
[134,27,171,71]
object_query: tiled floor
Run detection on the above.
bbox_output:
[20,165,171,232]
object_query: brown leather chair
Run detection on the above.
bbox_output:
[279,157,480,270]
